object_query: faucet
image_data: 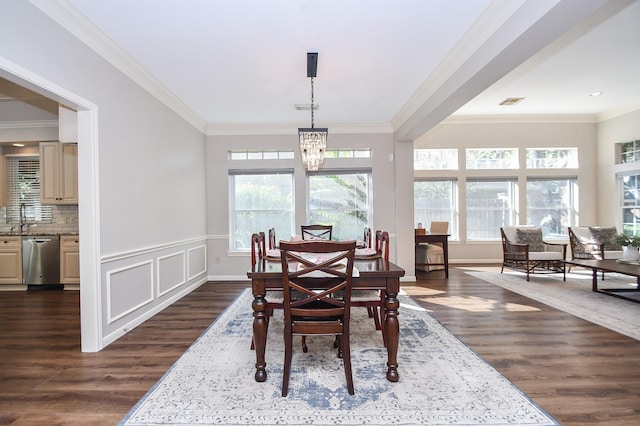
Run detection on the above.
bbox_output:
[20,203,27,234]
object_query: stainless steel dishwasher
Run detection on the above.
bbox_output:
[22,235,60,285]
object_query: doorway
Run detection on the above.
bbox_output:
[0,60,102,352]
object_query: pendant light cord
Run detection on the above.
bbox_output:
[310,77,315,129]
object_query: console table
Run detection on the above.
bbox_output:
[415,233,450,277]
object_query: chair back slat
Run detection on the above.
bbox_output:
[363,227,371,248]
[251,232,266,266]
[301,224,333,240]
[375,230,390,261]
[268,228,277,250]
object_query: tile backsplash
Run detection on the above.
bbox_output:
[0,205,79,234]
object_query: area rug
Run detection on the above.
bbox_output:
[466,270,640,341]
[120,289,557,425]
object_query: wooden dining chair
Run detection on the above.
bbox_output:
[268,228,277,250]
[279,240,356,396]
[362,226,372,248]
[375,231,390,343]
[250,231,283,350]
[301,224,333,240]
[350,230,389,345]
[250,231,266,267]
[376,230,390,261]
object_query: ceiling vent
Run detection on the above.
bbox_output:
[295,104,318,110]
[499,97,525,106]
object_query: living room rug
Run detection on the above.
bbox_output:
[466,270,640,341]
[120,289,557,425]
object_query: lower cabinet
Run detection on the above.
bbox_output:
[0,236,22,284]
[60,235,80,284]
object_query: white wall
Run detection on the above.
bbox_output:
[205,131,398,279]
[415,118,598,262]
[1,1,207,350]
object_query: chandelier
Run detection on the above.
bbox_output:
[298,52,328,171]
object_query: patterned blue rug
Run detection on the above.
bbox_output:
[120,288,557,425]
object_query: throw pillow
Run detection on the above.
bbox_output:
[515,228,544,252]
[588,226,620,250]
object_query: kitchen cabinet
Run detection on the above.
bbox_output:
[58,105,78,143]
[40,142,78,204]
[60,235,80,284]
[0,236,22,284]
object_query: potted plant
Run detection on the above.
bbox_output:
[611,232,640,247]
[611,232,640,261]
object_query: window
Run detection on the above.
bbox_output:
[466,148,518,169]
[526,178,576,237]
[307,170,371,241]
[466,179,516,240]
[5,156,52,225]
[618,140,640,164]
[526,148,578,168]
[414,180,457,239]
[229,170,294,250]
[414,149,458,170]
[324,148,371,159]
[621,174,640,235]
[229,150,295,160]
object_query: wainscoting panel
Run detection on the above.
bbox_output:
[187,245,206,281]
[106,260,154,324]
[100,237,208,349]
[157,251,186,297]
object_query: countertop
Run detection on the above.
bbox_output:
[0,232,79,237]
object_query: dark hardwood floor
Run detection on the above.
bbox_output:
[1,265,639,425]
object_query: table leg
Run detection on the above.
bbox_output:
[442,239,449,278]
[591,268,598,292]
[383,290,400,382]
[252,293,268,382]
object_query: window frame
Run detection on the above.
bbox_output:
[465,178,517,241]
[525,177,577,237]
[5,155,52,225]
[413,179,458,240]
[306,168,372,241]
[228,169,295,252]
[465,148,519,170]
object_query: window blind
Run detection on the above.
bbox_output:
[5,156,52,224]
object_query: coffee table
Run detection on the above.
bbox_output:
[565,259,640,303]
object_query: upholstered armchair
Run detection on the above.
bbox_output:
[568,226,623,261]
[415,221,449,272]
[500,226,567,281]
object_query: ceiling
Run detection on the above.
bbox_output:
[3,0,640,140]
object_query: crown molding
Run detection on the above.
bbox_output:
[596,103,640,122]
[28,0,207,133]
[443,113,599,124]
[206,122,393,136]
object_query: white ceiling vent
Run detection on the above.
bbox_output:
[295,104,319,110]
[499,97,525,106]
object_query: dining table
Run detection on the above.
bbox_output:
[247,255,406,383]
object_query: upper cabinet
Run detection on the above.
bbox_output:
[58,105,77,143]
[40,142,78,205]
